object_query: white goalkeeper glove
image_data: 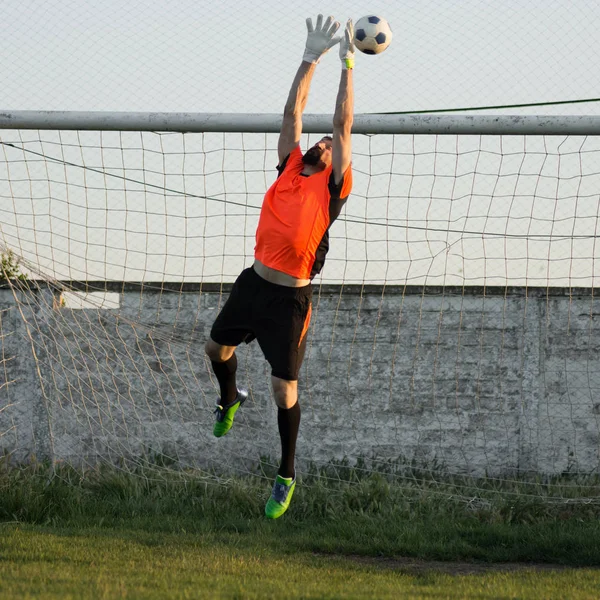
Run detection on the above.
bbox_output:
[303,14,341,64]
[339,19,355,70]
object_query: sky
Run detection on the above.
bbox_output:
[2,1,600,289]
[2,0,600,116]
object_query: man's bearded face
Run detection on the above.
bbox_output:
[302,138,333,167]
[302,145,324,165]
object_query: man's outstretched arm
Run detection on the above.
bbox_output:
[278,62,316,166]
[332,19,355,185]
[278,14,341,166]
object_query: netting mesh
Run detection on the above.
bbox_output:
[3,130,600,285]
[2,129,600,501]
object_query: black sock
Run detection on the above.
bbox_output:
[211,354,238,405]
[277,402,301,479]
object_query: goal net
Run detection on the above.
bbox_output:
[2,113,600,502]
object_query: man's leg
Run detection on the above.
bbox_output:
[205,338,247,437]
[264,376,300,519]
[252,279,311,518]
[271,376,300,479]
[205,338,238,405]
[205,266,256,407]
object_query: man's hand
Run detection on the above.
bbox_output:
[339,19,355,70]
[303,14,341,64]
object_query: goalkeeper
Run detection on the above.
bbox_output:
[205,14,355,519]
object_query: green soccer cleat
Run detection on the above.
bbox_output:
[213,389,247,438]
[265,474,296,519]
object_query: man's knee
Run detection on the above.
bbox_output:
[271,376,298,409]
[205,338,235,362]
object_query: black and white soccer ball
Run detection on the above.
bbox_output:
[354,15,393,55]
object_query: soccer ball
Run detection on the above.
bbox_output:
[354,15,393,55]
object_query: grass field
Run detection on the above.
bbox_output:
[1,462,600,598]
[2,524,600,599]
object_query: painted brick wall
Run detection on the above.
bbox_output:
[1,283,599,477]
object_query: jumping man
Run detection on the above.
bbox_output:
[205,14,355,519]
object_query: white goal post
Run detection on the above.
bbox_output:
[2,110,600,135]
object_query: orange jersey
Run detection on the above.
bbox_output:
[254,146,353,280]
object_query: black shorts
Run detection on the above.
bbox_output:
[209,267,313,381]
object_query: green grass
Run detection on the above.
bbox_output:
[1,462,600,598]
[1,524,599,599]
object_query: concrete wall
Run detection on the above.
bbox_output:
[1,282,600,477]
